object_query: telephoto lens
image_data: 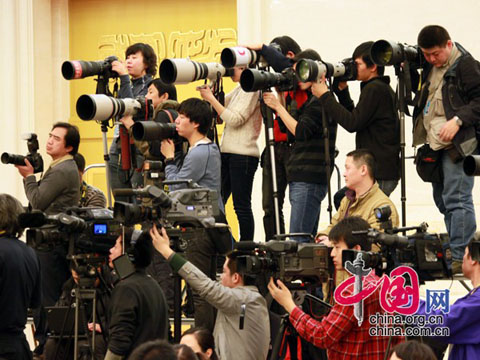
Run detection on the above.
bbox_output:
[159,59,232,84]
[220,47,258,68]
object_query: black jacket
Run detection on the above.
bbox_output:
[413,43,480,157]
[318,76,400,180]
[107,270,168,357]
[287,92,337,184]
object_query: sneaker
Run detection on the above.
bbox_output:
[451,260,463,275]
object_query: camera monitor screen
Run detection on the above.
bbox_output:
[93,223,107,235]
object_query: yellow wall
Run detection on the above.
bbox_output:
[68,0,239,235]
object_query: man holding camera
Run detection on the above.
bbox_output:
[412,25,480,273]
[150,224,270,360]
[16,122,80,214]
[105,230,169,360]
[311,41,400,198]
[15,121,80,357]
[0,194,41,360]
[263,49,338,243]
[160,97,227,331]
[269,216,404,359]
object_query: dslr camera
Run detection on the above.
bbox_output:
[62,56,119,80]
[2,133,44,173]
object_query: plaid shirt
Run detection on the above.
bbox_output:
[290,272,403,359]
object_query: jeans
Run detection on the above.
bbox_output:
[108,151,144,203]
[289,182,328,243]
[432,152,476,261]
[262,143,291,241]
[221,153,259,241]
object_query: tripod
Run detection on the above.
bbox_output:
[270,291,332,360]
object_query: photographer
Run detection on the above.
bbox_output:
[0,194,41,360]
[263,49,338,243]
[198,66,261,241]
[413,235,480,359]
[150,224,270,360]
[248,36,302,241]
[105,230,169,360]
[160,97,226,330]
[108,43,157,200]
[15,122,80,357]
[268,216,404,359]
[134,79,180,161]
[312,41,400,198]
[411,25,480,274]
[16,122,80,214]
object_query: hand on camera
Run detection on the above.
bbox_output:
[268,277,296,314]
[149,224,174,259]
[160,139,175,159]
[111,60,128,76]
[197,85,214,102]
[315,235,331,246]
[311,74,329,98]
[263,92,281,111]
[15,158,34,178]
[240,43,263,51]
[120,115,134,130]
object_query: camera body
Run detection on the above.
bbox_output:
[20,208,121,255]
[347,205,452,282]
[235,240,330,285]
[62,56,119,80]
[370,40,424,67]
[240,67,297,92]
[296,58,358,83]
[1,133,44,173]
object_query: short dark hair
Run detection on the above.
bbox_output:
[0,194,25,238]
[173,344,200,360]
[73,153,86,172]
[148,78,177,101]
[126,43,158,76]
[128,339,176,360]
[270,35,302,56]
[417,25,451,49]
[329,216,371,251]
[182,327,219,360]
[52,122,80,155]
[391,340,436,360]
[352,41,384,76]
[124,230,153,269]
[178,98,212,135]
[293,48,322,62]
[346,148,376,179]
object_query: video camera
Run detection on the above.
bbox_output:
[159,58,234,85]
[295,58,358,82]
[370,40,424,67]
[344,205,452,282]
[234,240,330,285]
[1,133,44,174]
[62,56,119,80]
[240,67,297,92]
[19,207,121,256]
[76,94,153,122]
